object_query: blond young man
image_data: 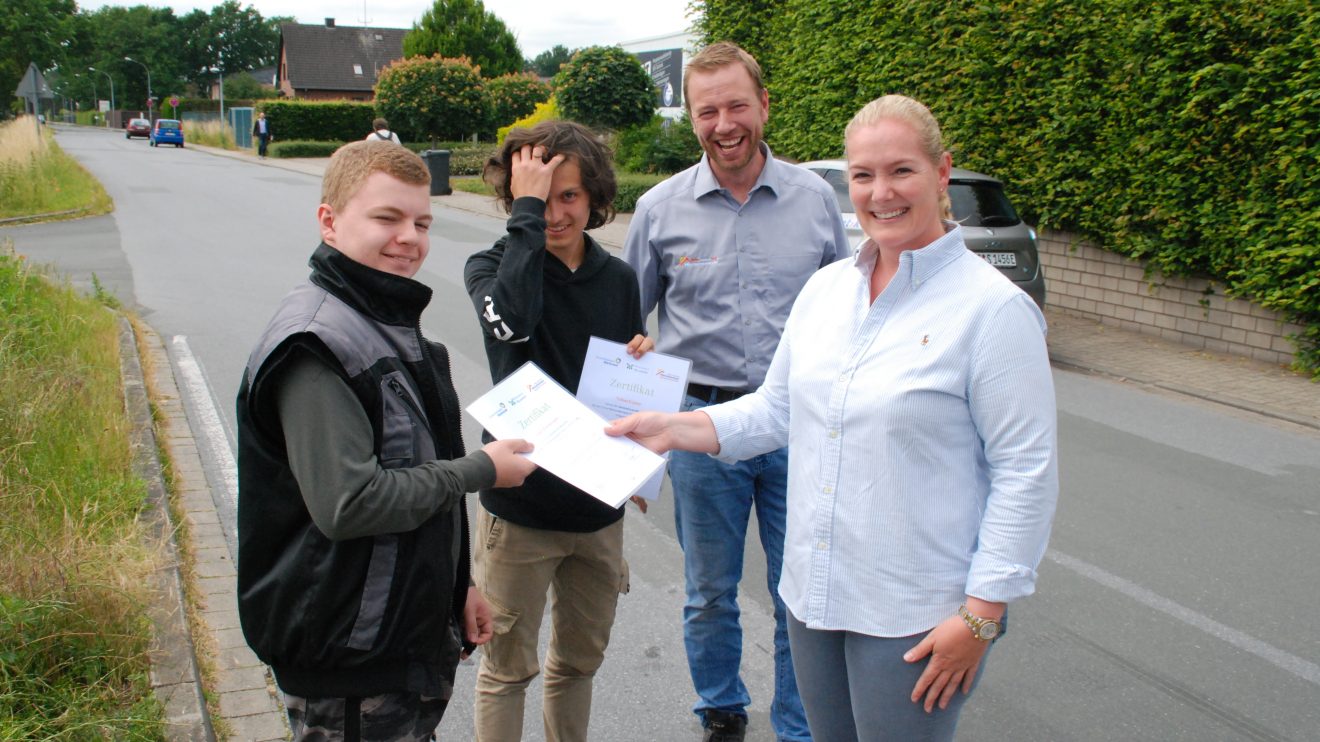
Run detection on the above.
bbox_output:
[236,141,536,741]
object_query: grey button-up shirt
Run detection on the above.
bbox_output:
[623,145,850,390]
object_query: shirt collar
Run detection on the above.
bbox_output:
[692,142,781,201]
[852,220,966,287]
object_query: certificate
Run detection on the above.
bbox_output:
[575,336,692,501]
[465,361,665,509]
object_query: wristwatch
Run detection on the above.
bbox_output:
[958,605,1002,641]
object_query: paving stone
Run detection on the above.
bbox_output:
[214,664,271,694]
[224,710,290,742]
[220,687,282,718]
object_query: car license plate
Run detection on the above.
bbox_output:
[980,252,1017,267]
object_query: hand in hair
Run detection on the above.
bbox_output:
[510,144,567,202]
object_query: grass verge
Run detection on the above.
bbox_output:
[0,240,164,738]
[0,117,114,221]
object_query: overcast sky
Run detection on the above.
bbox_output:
[79,0,698,57]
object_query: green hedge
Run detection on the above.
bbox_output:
[256,100,378,143]
[615,172,667,213]
[698,0,1320,375]
[402,141,497,176]
[268,140,343,158]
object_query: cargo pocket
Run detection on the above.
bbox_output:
[379,372,420,469]
[482,591,520,637]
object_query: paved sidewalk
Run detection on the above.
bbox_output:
[149,143,1317,740]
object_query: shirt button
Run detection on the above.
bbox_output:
[822,486,833,494]
[817,541,828,550]
[838,374,848,383]
[828,430,839,438]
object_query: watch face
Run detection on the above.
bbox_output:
[977,622,1000,641]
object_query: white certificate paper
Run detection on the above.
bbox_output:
[465,361,666,509]
[575,336,692,501]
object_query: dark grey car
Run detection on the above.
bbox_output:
[800,159,1046,307]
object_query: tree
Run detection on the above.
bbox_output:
[374,55,490,145]
[554,46,656,131]
[0,0,78,117]
[222,71,278,99]
[485,72,552,133]
[526,45,574,78]
[403,0,523,78]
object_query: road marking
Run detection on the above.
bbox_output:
[1047,550,1320,686]
[171,335,238,512]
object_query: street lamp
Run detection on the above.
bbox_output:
[208,63,225,130]
[123,56,153,122]
[89,67,115,126]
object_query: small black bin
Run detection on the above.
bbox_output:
[421,149,452,196]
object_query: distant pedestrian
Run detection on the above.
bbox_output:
[253,111,272,158]
[236,140,537,741]
[366,117,403,145]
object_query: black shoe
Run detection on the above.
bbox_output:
[702,710,747,742]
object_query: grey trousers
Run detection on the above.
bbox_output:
[787,610,992,742]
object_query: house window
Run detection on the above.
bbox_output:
[353,64,363,75]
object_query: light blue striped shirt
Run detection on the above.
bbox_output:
[705,224,1058,637]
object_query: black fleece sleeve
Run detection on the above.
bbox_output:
[464,197,549,344]
[275,349,496,541]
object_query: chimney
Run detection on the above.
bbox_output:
[324,17,335,27]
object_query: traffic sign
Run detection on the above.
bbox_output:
[169,96,179,107]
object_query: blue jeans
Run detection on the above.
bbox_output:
[787,610,996,742]
[667,393,808,741]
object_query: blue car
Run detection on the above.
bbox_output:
[149,119,184,148]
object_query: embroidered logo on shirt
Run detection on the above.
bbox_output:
[921,334,930,346]
[677,255,718,267]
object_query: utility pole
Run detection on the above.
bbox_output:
[89,67,115,126]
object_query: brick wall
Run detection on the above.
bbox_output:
[1037,229,1304,365]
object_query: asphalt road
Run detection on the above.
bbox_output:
[4,125,1318,741]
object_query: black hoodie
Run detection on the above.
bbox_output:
[465,197,645,532]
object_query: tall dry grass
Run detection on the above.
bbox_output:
[182,119,236,149]
[0,116,113,221]
[0,240,164,738]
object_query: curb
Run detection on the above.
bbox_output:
[118,315,215,741]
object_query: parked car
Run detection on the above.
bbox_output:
[125,118,151,139]
[149,119,184,148]
[800,159,1046,307]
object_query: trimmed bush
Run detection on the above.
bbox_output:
[375,55,490,145]
[699,0,1320,375]
[255,100,376,142]
[554,46,656,132]
[615,172,667,213]
[402,140,497,175]
[486,73,553,134]
[269,140,343,158]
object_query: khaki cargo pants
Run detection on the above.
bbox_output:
[473,508,629,742]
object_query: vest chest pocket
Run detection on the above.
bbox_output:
[380,372,423,469]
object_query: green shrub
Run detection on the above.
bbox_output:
[554,46,656,132]
[256,100,376,142]
[485,72,553,135]
[269,140,344,158]
[374,55,490,146]
[699,0,1320,375]
[614,172,667,213]
[615,115,702,174]
[498,97,560,144]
